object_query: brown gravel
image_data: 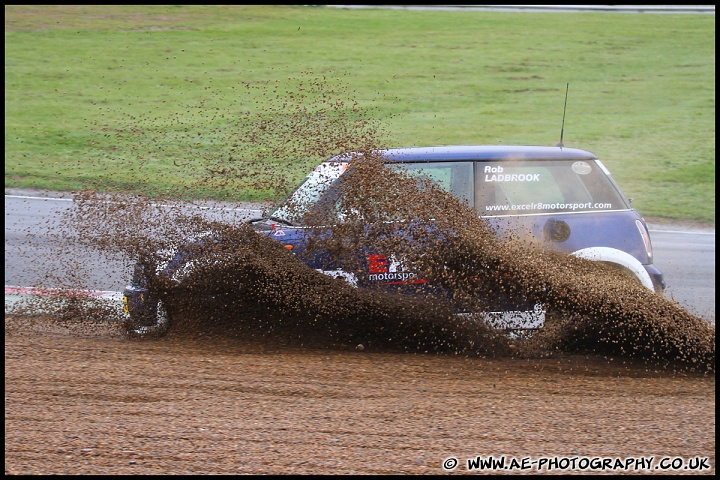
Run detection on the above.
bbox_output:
[4,315,715,475]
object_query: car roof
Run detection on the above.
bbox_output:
[374,145,598,163]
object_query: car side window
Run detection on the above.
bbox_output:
[387,161,474,208]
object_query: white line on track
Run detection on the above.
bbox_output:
[4,194,263,214]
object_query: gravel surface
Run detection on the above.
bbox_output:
[4,315,715,475]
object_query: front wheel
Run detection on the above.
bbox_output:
[124,292,171,339]
[123,256,173,338]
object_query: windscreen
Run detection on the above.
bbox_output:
[269,162,348,225]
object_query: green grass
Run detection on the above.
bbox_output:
[4,5,715,223]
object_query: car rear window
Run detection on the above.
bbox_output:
[387,159,629,217]
[475,160,629,216]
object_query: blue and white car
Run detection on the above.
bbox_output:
[123,145,665,337]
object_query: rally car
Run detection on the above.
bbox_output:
[123,145,665,337]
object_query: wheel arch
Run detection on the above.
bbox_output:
[571,246,654,291]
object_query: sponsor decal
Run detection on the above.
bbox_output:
[572,161,592,174]
[366,254,426,285]
[367,254,389,274]
[483,165,540,182]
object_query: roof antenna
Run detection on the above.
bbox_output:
[557,82,569,148]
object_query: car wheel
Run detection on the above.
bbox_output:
[125,297,171,339]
